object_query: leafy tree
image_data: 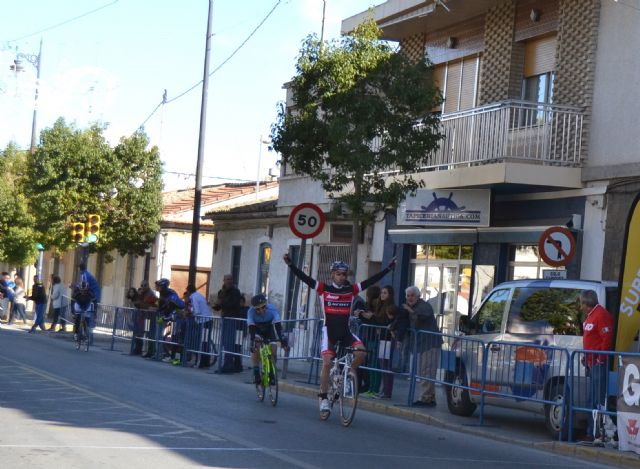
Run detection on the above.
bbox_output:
[0,143,38,266]
[23,119,163,257]
[271,19,442,275]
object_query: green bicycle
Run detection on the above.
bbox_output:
[255,337,278,406]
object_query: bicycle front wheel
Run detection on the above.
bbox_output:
[267,356,278,407]
[339,368,358,427]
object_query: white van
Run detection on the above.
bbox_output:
[444,279,618,438]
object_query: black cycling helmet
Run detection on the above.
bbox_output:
[330,261,349,272]
[155,278,170,289]
[251,293,267,309]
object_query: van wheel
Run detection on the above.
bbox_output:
[445,370,476,416]
[544,379,569,440]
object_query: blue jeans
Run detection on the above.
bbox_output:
[31,303,46,331]
[586,363,608,436]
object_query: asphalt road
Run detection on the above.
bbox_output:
[0,326,616,469]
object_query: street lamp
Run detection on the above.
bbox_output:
[9,38,42,154]
[256,136,272,199]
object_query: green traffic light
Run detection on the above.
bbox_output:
[86,234,98,243]
[36,243,44,251]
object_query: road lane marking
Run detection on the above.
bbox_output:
[0,358,321,469]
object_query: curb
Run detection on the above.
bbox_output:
[279,379,640,468]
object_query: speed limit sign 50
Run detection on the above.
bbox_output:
[289,203,326,239]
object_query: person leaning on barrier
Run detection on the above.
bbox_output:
[403,285,443,407]
[213,274,244,373]
[580,289,614,442]
[247,294,289,384]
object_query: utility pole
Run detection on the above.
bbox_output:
[188,0,214,287]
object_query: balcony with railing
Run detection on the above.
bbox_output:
[424,100,584,170]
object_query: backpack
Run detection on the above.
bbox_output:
[74,287,94,309]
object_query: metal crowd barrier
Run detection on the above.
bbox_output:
[568,349,621,442]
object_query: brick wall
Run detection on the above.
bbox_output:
[554,0,601,161]
[478,0,516,105]
[399,33,426,62]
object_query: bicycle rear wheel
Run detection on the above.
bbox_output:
[339,368,358,426]
[267,356,278,407]
[83,319,90,352]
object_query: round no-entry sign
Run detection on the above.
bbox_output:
[538,226,576,267]
[289,203,325,239]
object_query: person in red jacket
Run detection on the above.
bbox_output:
[580,289,613,441]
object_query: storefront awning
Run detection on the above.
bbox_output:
[388,226,556,245]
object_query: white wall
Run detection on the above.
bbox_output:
[580,192,608,280]
[157,230,214,280]
[589,1,640,168]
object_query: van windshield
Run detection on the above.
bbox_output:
[506,287,583,335]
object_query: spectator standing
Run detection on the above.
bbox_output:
[354,285,381,397]
[9,277,27,325]
[377,285,399,399]
[48,276,65,331]
[389,287,411,374]
[0,272,14,321]
[29,275,48,333]
[185,284,214,368]
[403,285,443,407]
[580,289,614,441]
[213,274,243,373]
[126,287,144,355]
[135,281,158,358]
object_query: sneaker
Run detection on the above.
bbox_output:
[171,358,181,366]
[320,398,330,413]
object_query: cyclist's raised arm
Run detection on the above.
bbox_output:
[283,253,317,289]
[359,256,397,291]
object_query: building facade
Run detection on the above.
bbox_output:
[336,0,640,333]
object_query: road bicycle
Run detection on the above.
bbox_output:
[321,343,359,426]
[75,310,92,352]
[255,337,278,406]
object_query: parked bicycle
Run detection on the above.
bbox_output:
[254,336,278,406]
[321,343,359,426]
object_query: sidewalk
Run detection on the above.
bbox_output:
[274,360,638,468]
[4,320,639,468]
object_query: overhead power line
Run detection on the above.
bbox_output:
[136,0,282,131]
[7,0,119,42]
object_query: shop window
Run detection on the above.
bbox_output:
[508,245,563,280]
[256,243,271,295]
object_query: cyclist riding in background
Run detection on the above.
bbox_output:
[247,293,288,384]
[283,253,396,414]
[72,280,96,340]
[154,278,185,322]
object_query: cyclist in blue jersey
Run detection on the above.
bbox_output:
[247,294,289,384]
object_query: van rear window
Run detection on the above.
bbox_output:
[506,287,583,335]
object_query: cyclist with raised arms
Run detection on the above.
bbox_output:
[283,253,396,415]
[248,294,288,384]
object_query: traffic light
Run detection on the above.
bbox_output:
[71,222,85,244]
[86,214,101,241]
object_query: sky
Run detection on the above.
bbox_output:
[0,0,379,191]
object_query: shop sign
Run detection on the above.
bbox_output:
[398,189,490,227]
[617,356,640,454]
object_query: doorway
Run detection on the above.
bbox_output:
[409,245,472,335]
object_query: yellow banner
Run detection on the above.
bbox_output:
[617,194,640,353]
